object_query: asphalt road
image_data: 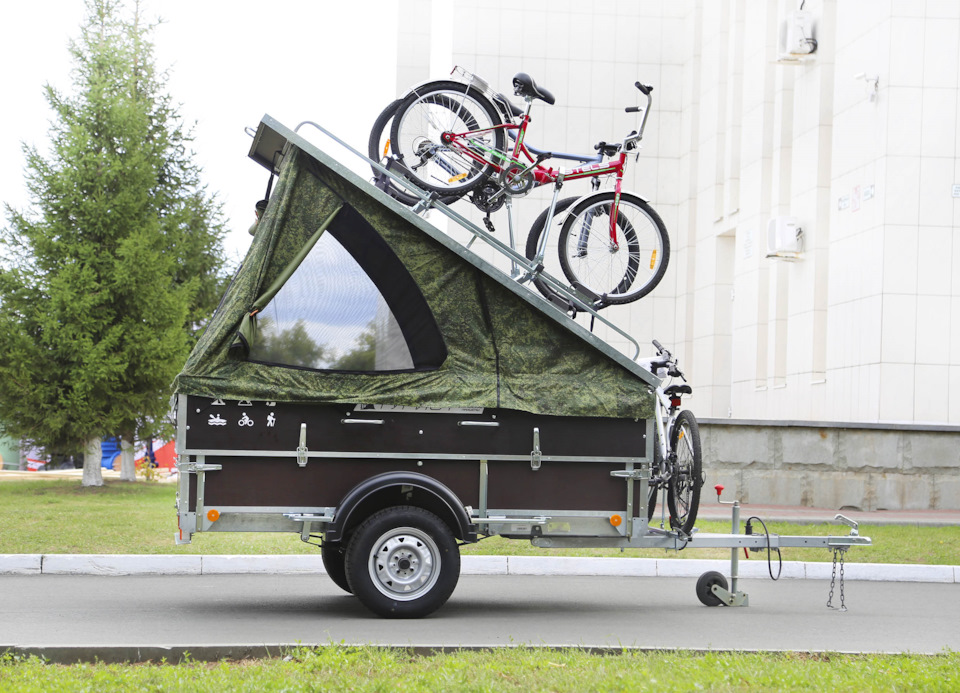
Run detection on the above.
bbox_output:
[3,573,959,658]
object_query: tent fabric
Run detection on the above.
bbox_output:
[174,142,655,420]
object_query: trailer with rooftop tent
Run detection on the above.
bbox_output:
[172,116,869,618]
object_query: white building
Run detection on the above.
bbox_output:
[393,0,960,509]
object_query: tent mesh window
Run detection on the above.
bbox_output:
[249,231,414,371]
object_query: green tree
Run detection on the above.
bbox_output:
[253,318,329,369]
[0,0,227,485]
[331,327,377,371]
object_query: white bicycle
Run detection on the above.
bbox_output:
[640,340,703,534]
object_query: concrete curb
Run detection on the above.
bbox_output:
[0,642,891,664]
[2,554,957,583]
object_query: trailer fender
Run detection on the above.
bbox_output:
[324,471,477,543]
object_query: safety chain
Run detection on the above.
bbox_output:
[827,547,847,612]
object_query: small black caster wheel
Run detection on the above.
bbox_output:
[696,570,729,607]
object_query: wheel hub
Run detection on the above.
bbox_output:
[369,528,440,601]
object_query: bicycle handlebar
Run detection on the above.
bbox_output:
[623,81,654,150]
[647,339,687,381]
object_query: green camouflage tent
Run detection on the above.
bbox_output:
[173,117,656,420]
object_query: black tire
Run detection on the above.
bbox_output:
[696,570,728,607]
[647,480,659,522]
[368,99,421,207]
[647,435,663,523]
[667,410,703,534]
[524,197,579,303]
[390,81,505,196]
[321,540,352,594]
[344,505,460,618]
[557,192,670,304]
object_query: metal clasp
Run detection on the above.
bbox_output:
[180,462,222,473]
[297,423,308,467]
[834,513,859,536]
[531,427,542,470]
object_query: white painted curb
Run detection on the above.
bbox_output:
[0,554,956,583]
[460,556,508,575]
[201,555,324,575]
[41,554,202,576]
[0,554,42,575]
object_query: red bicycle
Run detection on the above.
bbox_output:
[379,68,670,306]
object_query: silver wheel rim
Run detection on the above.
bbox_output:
[368,526,440,601]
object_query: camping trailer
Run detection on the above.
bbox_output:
[173,117,869,618]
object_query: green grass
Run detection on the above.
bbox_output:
[1,647,959,692]
[1,479,958,565]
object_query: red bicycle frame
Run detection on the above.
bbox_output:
[445,115,628,245]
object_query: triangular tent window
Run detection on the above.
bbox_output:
[247,203,446,372]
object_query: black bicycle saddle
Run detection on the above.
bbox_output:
[512,73,556,105]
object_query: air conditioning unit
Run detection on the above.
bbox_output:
[766,216,804,259]
[778,11,817,61]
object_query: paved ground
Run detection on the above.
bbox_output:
[2,490,957,661]
[2,574,959,660]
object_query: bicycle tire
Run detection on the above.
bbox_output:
[368,99,421,206]
[524,197,579,303]
[667,410,703,534]
[647,437,663,523]
[557,192,670,304]
[390,81,505,196]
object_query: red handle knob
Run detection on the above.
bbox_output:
[714,484,724,498]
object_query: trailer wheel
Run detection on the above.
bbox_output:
[321,541,352,594]
[696,570,728,607]
[345,505,460,618]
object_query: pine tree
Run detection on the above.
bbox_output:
[0,0,227,485]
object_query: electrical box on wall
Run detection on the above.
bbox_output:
[778,11,817,62]
[766,216,804,259]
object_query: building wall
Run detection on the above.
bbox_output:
[394,0,960,507]
[396,0,960,426]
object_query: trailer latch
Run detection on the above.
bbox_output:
[297,423,308,467]
[180,462,222,474]
[530,427,542,470]
[610,468,646,480]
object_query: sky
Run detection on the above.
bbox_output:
[0,0,401,264]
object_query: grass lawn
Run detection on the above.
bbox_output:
[1,647,959,692]
[1,479,957,565]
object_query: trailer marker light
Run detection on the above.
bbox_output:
[609,514,622,527]
[207,509,220,522]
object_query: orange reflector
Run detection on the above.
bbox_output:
[650,249,658,270]
[449,172,468,183]
[609,514,622,527]
[207,509,220,522]
[382,139,391,157]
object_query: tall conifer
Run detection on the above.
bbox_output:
[0,0,227,484]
